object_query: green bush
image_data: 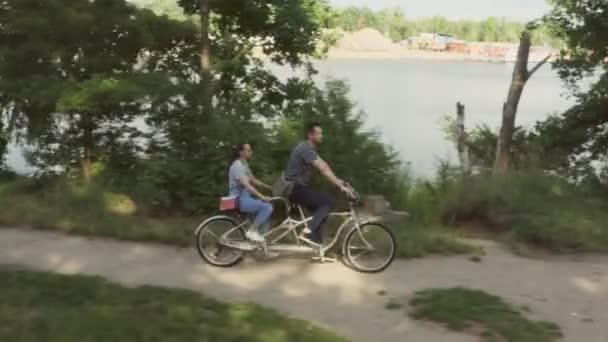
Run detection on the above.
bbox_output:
[439,171,608,252]
[4,166,607,257]
[0,176,198,246]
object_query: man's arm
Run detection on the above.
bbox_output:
[312,158,355,198]
[299,144,353,197]
[312,158,343,188]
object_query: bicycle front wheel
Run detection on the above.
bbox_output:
[343,223,396,273]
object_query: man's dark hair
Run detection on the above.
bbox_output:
[304,121,321,139]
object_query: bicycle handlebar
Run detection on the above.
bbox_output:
[343,182,361,203]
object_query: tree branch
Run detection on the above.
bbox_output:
[526,54,552,80]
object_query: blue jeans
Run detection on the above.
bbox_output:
[239,191,273,233]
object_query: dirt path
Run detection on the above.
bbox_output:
[1,228,607,342]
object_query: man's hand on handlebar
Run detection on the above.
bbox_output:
[338,181,356,199]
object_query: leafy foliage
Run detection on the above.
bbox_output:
[534,0,608,183]
[114,0,337,213]
[177,0,333,65]
[441,116,540,173]
[535,74,608,182]
[0,0,196,177]
[138,79,406,214]
[547,0,608,84]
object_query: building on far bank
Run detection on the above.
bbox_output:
[407,33,456,51]
[446,40,468,54]
[405,32,558,62]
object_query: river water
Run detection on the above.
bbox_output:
[276,59,577,176]
[7,59,578,176]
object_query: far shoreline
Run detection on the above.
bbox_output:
[323,49,555,63]
[256,49,554,64]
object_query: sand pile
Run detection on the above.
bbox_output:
[335,28,398,51]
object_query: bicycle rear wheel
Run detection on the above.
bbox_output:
[343,223,396,273]
[195,217,246,267]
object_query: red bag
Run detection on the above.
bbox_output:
[219,195,238,211]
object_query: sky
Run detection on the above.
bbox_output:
[330,0,551,21]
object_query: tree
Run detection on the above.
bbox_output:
[0,0,196,180]
[175,0,332,112]
[0,117,7,168]
[127,0,334,213]
[547,0,608,85]
[493,29,551,174]
[387,8,410,41]
[132,0,187,19]
[533,0,608,182]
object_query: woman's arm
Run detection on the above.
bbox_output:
[239,176,270,201]
[251,177,272,191]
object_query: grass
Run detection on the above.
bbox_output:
[384,299,404,310]
[0,268,348,342]
[409,287,562,342]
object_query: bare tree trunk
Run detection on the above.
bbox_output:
[199,0,213,114]
[82,123,93,182]
[493,31,551,175]
[456,102,470,174]
[0,115,7,166]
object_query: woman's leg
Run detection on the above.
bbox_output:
[239,193,273,233]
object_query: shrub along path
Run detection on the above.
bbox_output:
[1,228,607,342]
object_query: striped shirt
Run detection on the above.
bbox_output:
[285,142,319,186]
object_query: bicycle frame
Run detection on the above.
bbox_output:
[213,196,366,256]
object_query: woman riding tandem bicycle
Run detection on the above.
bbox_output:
[226,143,273,243]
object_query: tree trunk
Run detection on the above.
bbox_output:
[199,0,212,113]
[82,124,93,182]
[494,31,535,175]
[493,31,552,175]
[456,102,470,174]
[0,116,7,166]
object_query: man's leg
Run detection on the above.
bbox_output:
[290,185,335,244]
